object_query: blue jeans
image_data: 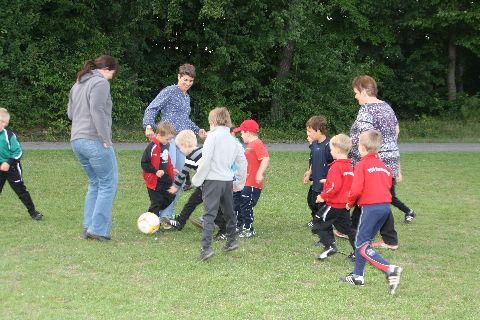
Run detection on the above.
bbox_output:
[239,186,262,230]
[72,139,118,237]
[158,137,185,218]
[353,203,391,277]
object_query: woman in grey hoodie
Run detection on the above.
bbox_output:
[68,55,119,241]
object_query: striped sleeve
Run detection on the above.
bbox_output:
[173,146,202,188]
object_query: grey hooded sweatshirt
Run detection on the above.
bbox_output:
[68,70,113,146]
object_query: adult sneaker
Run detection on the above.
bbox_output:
[239,228,256,238]
[340,273,364,286]
[198,247,215,262]
[387,266,403,295]
[316,244,337,260]
[372,240,398,250]
[222,240,239,252]
[404,210,416,224]
[86,232,111,241]
[80,228,88,239]
[334,229,349,239]
[159,217,171,230]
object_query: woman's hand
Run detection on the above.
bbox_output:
[156,170,165,178]
[145,126,155,139]
[198,129,207,140]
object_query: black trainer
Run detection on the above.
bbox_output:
[30,210,43,220]
[316,244,337,260]
[167,218,184,230]
[214,232,227,241]
[404,210,416,224]
[222,240,239,252]
[387,266,403,295]
[198,247,215,262]
[340,273,364,286]
[86,232,111,241]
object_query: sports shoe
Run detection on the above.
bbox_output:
[346,252,356,262]
[372,240,398,250]
[198,247,215,262]
[316,244,337,260]
[86,232,111,241]
[404,210,416,224]
[167,218,183,230]
[239,228,256,238]
[214,232,227,241]
[222,240,239,252]
[334,229,349,239]
[160,217,172,230]
[30,210,43,221]
[340,273,364,286]
[80,228,88,239]
[387,266,403,295]
[191,217,204,230]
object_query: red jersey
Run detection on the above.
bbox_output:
[320,159,354,209]
[141,137,174,190]
[347,153,392,208]
[245,138,269,189]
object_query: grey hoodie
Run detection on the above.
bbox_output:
[68,70,113,146]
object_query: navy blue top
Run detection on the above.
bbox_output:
[143,84,200,134]
[310,139,333,192]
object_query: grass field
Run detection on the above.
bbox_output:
[1,150,479,319]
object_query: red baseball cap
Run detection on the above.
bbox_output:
[233,119,259,133]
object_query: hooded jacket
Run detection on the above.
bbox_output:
[68,70,113,146]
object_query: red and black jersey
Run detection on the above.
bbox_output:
[141,137,174,190]
[320,159,354,209]
[347,153,392,208]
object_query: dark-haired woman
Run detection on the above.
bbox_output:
[68,55,119,241]
[142,64,206,224]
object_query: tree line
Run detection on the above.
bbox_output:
[1,0,479,136]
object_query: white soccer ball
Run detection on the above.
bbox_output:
[137,212,160,234]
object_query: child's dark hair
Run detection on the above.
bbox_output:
[76,55,119,81]
[306,116,328,135]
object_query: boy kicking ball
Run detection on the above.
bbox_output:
[341,129,402,295]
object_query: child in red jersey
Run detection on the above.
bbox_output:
[340,129,403,295]
[141,122,176,223]
[312,134,356,261]
[233,119,270,238]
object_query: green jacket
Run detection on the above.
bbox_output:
[0,128,22,165]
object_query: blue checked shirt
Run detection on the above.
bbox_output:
[143,84,200,134]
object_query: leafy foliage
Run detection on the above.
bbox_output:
[0,0,479,137]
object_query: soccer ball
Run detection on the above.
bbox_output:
[137,212,160,234]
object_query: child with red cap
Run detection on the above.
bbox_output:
[233,120,270,238]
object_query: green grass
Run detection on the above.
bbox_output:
[1,150,479,319]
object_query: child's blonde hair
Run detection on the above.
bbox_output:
[330,133,352,154]
[175,130,197,148]
[359,129,382,153]
[156,122,176,136]
[208,107,232,127]
[0,108,10,121]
